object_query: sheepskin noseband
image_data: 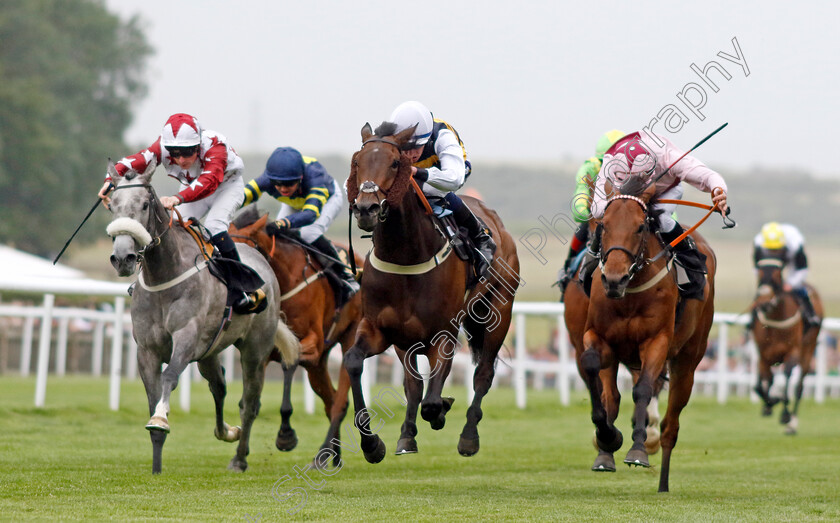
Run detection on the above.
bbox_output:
[106,217,153,247]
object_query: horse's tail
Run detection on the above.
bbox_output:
[274,317,301,366]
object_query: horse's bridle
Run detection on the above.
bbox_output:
[598,195,651,280]
[755,258,786,310]
[352,137,404,222]
[110,182,170,256]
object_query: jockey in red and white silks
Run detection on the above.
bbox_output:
[103,113,245,237]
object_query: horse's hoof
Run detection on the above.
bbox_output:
[227,457,247,472]
[145,416,170,433]
[276,429,298,452]
[779,411,792,424]
[442,397,455,411]
[214,423,241,442]
[395,437,418,455]
[592,451,616,472]
[311,453,342,470]
[761,405,773,417]
[624,447,650,468]
[645,426,661,455]
[596,429,623,453]
[363,437,386,464]
[421,402,447,430]
[784,427,797,436]
[458,436,479,457]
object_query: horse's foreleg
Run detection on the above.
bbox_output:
[581,331,622,456]
[147,327,199,433]
[395,348,422,455]
[779,359,795,425]
[421,335,456,431]
[138,346,166,474]
[344,320,389,464]
[754,359,776,416]
[625,336,669,468]
[197,357,240,443]
[276,361,299,451]
[302,356,339,462]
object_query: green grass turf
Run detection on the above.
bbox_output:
[1,376,839,521]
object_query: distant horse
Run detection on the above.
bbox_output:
[105,162,300,473]
[344,122,520,462]
[750,257,823,435]
[229,207,363,465]
[580,182,716,492]
[562,243,664,472]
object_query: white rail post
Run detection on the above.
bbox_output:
[515,313,527,409]
[557,314,570,406]
[92,321,104,376]
[34,294,55,407]
[303,375,315,415]
[56,317,69,377]
[126,335,138,380]
[815,333,827,404]
[21,315,35,377]
[108,296,125,411]
[716,322,729,404]
[223,345,235,380]
[179,362,192,413]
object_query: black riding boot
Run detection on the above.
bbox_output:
[793,287,820,329]
[661,223,707,301]
[211,231,266,313]
[445,192,496,276]
[557,222,590,297]
[311,235,359,306]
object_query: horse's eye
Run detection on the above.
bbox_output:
[142,201,149,211]
[391,160,400,169]
[637,224,645,234]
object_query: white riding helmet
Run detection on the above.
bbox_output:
[389,101,433,146]
[160,113,202,147]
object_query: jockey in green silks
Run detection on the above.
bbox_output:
[557,130,625,299]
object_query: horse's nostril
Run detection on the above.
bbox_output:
[126,254,137,264]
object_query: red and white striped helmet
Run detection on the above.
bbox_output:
[160,113,202,147]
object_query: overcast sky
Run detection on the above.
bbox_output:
[106,0,840,177]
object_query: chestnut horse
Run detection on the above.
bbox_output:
[230,207,364,465]
[580,182,716,492]
[750,257,823,435]
[563,238,664,472]
[344,122,520,462]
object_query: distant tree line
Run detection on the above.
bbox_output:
[0,0,151,256]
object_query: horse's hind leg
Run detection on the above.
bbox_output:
[658,354,700,493]
[395,349,422,455]
[197,357,240,443]
[276,361,299,451]
[779,359,795,425]
[754,360,776,416]
[230,350,269,472]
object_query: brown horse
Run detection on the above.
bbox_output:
[579,182,716,492]
[344,122,520,462]
[750,257,823,435]
[229,208,364,465]
[562,235,664,472]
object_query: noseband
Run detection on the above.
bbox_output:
[598,195,650,280]
[107,183,169,256]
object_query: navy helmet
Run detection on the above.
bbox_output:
[264,147,304,183]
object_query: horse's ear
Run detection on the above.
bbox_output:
[394,124,417,147]
[256,213,268,228]
[107,159,119,180]
[136,158,157,184]
[361,123,373,142]
[641,182,657,203]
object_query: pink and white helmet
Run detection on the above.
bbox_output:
[160,113,202,147]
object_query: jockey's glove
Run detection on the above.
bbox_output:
[266,218,291,237]
[413,168,429,184]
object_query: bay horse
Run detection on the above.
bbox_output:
[750,256,823,435]
[105,161,300,473]
[580,181,716,492]
[229,206,364,465]
[344,122,520,462]
[562,232,664,472]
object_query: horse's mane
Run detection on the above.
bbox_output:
[346,122,414,207]
[232,204,261,229]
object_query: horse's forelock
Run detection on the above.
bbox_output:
[374,121,398,138]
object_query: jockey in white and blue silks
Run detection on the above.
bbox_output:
[388,100,496,276]
[753,222,819,326]
[98,113,264,313]
[242,147,359,302]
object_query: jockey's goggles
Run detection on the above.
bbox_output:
[273,179,301,187]
[166,145,199,158]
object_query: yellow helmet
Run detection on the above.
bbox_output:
[760,222,786,250]
[595,129,626,160]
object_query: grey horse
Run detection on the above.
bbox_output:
[105,161,300,473]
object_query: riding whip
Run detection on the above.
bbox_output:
[618,123,728,196]
[53,188,111,264]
